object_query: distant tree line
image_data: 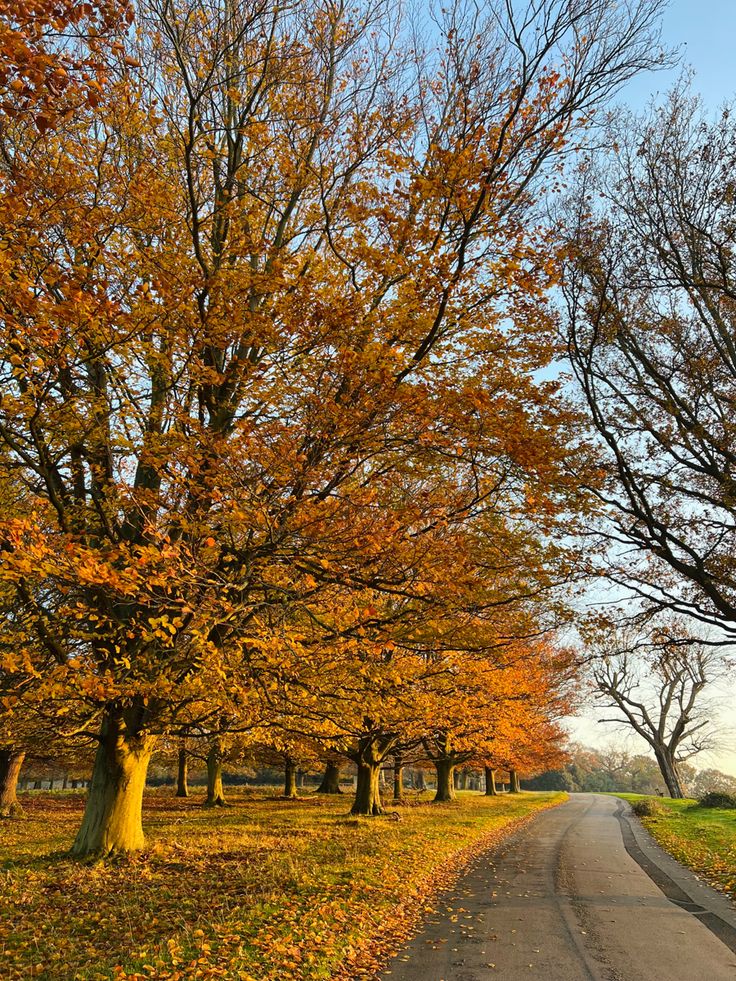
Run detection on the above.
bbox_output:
[525,745,736,798]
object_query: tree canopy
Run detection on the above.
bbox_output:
[0,0,669,854]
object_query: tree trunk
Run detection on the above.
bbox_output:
[0,749,25,818]
[434,759,456,802]
[284,760,298,798]
[393,758,404,802]
[175,745,189,798]
[316,761,342,794]
[458,769,468,790]
[204,740,226,807]
[656,750,684,798]
[61,774,68,791]
[484,767,498,796]
[70,711,154,857]
[413,768,427,791]
[351,761,384,815]
[509,769,521,793]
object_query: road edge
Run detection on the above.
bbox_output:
[614,796,736,955]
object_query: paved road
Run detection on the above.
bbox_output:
[382,794,736,981]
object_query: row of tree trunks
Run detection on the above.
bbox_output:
[0,749,25,818]
[23,716,526,856]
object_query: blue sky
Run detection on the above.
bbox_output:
[622,0,736,110]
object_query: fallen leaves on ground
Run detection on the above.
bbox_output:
[0,789,565,980]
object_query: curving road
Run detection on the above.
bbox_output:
[382,794,736,981]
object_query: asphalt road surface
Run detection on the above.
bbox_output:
[382,794,736,981]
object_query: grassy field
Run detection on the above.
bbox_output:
[616,793,736,898]
[0,788,564,981]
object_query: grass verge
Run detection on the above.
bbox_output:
[0,788,565,980]
[615,792,736,899]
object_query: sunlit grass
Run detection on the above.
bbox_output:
[615,792,736,898]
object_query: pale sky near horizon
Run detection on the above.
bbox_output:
[566,1,736,779]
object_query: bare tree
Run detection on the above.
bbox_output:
[563,82,736,640]
[593,628,722,797]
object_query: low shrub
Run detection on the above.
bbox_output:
[698,791,736,810]
[631,798,664,818]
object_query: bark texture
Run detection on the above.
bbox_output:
[284,760,298,798]
[348,731,395,815]
[351,761,384,815]
[71,710,154,856]
[204,740,226,807]
[509,769,521,793]
[0,749,25,818]
[316,761,342,794]
[484,766,498,796]
[434,759,456,802]
[176,745,189,798]
[393,758,404,801]
[656,750,685,798]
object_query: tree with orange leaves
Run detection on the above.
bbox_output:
[422,636,575,802]
[0,0,667,855]
[0,0,133,129]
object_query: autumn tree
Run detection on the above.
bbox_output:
[0,0,134,128]
[0,0,667,855]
